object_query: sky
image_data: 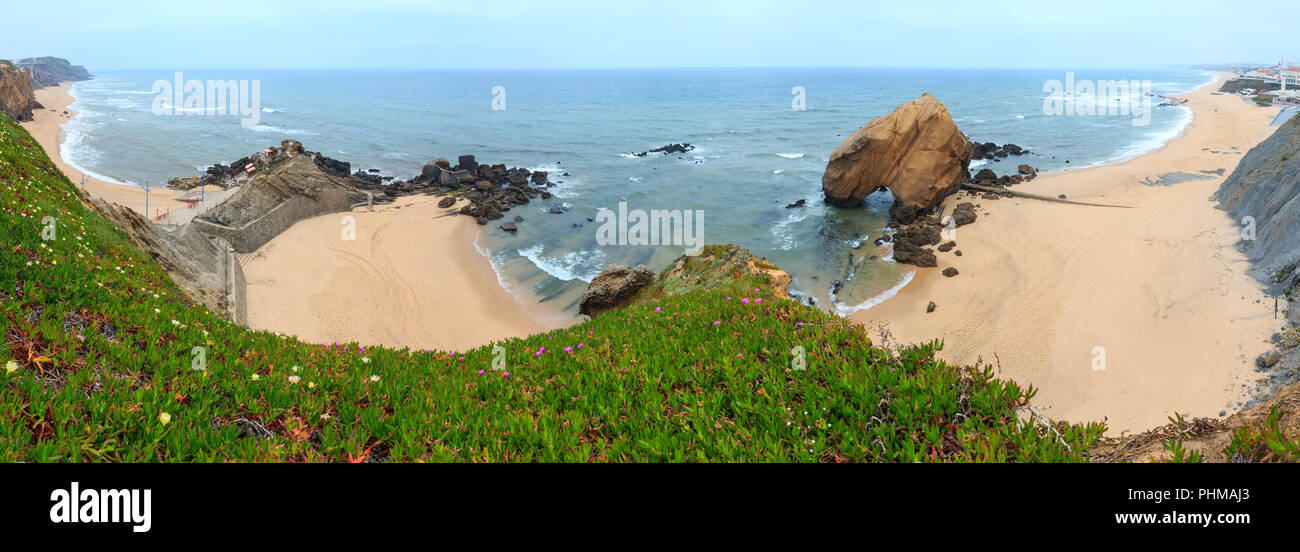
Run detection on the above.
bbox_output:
[3,0,1296,70]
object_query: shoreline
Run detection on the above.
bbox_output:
[20,82,223,217]
[23,80,571,352]
[853,72,1286,435]
[240,195,576,353]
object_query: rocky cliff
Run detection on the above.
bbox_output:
[578,245,793,317]
[822,93,972,223]
[1216,115,1300,289]
[1215,114,1300,406]
[192,143,369,253]
[93,200,247,323]
[16,56,92,89]
[0,63,41,122]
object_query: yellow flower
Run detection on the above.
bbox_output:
[307,381,316,389]
[4,360,17,374]
[158,412,171,425]
[251,373,260,381]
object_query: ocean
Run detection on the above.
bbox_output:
[60,67,1216,315]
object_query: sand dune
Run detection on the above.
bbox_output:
[856,73,1286,434]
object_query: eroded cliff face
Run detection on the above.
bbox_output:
[0,63,41,122]
[1216,115,1300,285]
[1216,115,1300,403]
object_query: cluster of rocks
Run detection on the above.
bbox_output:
[629,143,694,157]
[425,155,557,226]
[969,164,1038,189]
[169,140,406,196]
[883,201,978,269]
[170,142,560,226]
[969,141,1030,161]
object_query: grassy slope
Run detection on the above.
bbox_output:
[0,113,1106,462]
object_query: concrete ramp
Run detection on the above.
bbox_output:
[1271,106,1298,126]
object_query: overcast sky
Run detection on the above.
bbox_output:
[4,0,1296,70]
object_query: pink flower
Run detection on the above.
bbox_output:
[565,346,573,353]
[712,321,721,326]
[737,353,744,359]
[741,298,751,304]
[756,298,763,303]
[477,369,485,375]
[503,372,511,377]
[458,356,465,362]
[754,288,760,292]
[577,343,585,349]
[655,307,661,312]
[727,297,732,301]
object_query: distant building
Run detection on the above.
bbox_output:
[1283,68,1300,88]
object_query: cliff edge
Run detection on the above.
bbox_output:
[0,63,41,122]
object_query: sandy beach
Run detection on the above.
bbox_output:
[241,195,573,353]
[855,73,1285,434]
[21,80,564,353]
[21,82,221,217]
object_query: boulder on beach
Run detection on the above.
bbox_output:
[578,265,657,317]
[822,93,972,223]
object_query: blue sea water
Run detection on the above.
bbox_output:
[61,67,1216,314]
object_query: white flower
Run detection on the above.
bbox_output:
[153,308,161,314]
[369,375,380,382]
[288,375,300,384]
[291,365,301,372]
[361,357,370,364]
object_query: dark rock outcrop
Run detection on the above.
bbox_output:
[969,141,1031,161]
[630,143,694,157]
[951,202,977,227]
[821,94,972,223]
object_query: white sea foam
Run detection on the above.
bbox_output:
[776,153,805,159]
[245,124,314,135]
[833,270,916,316]
[1087,104,1194,168]
[527,163,580,198]
[770,209,808,251]
[517,244,608,283]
